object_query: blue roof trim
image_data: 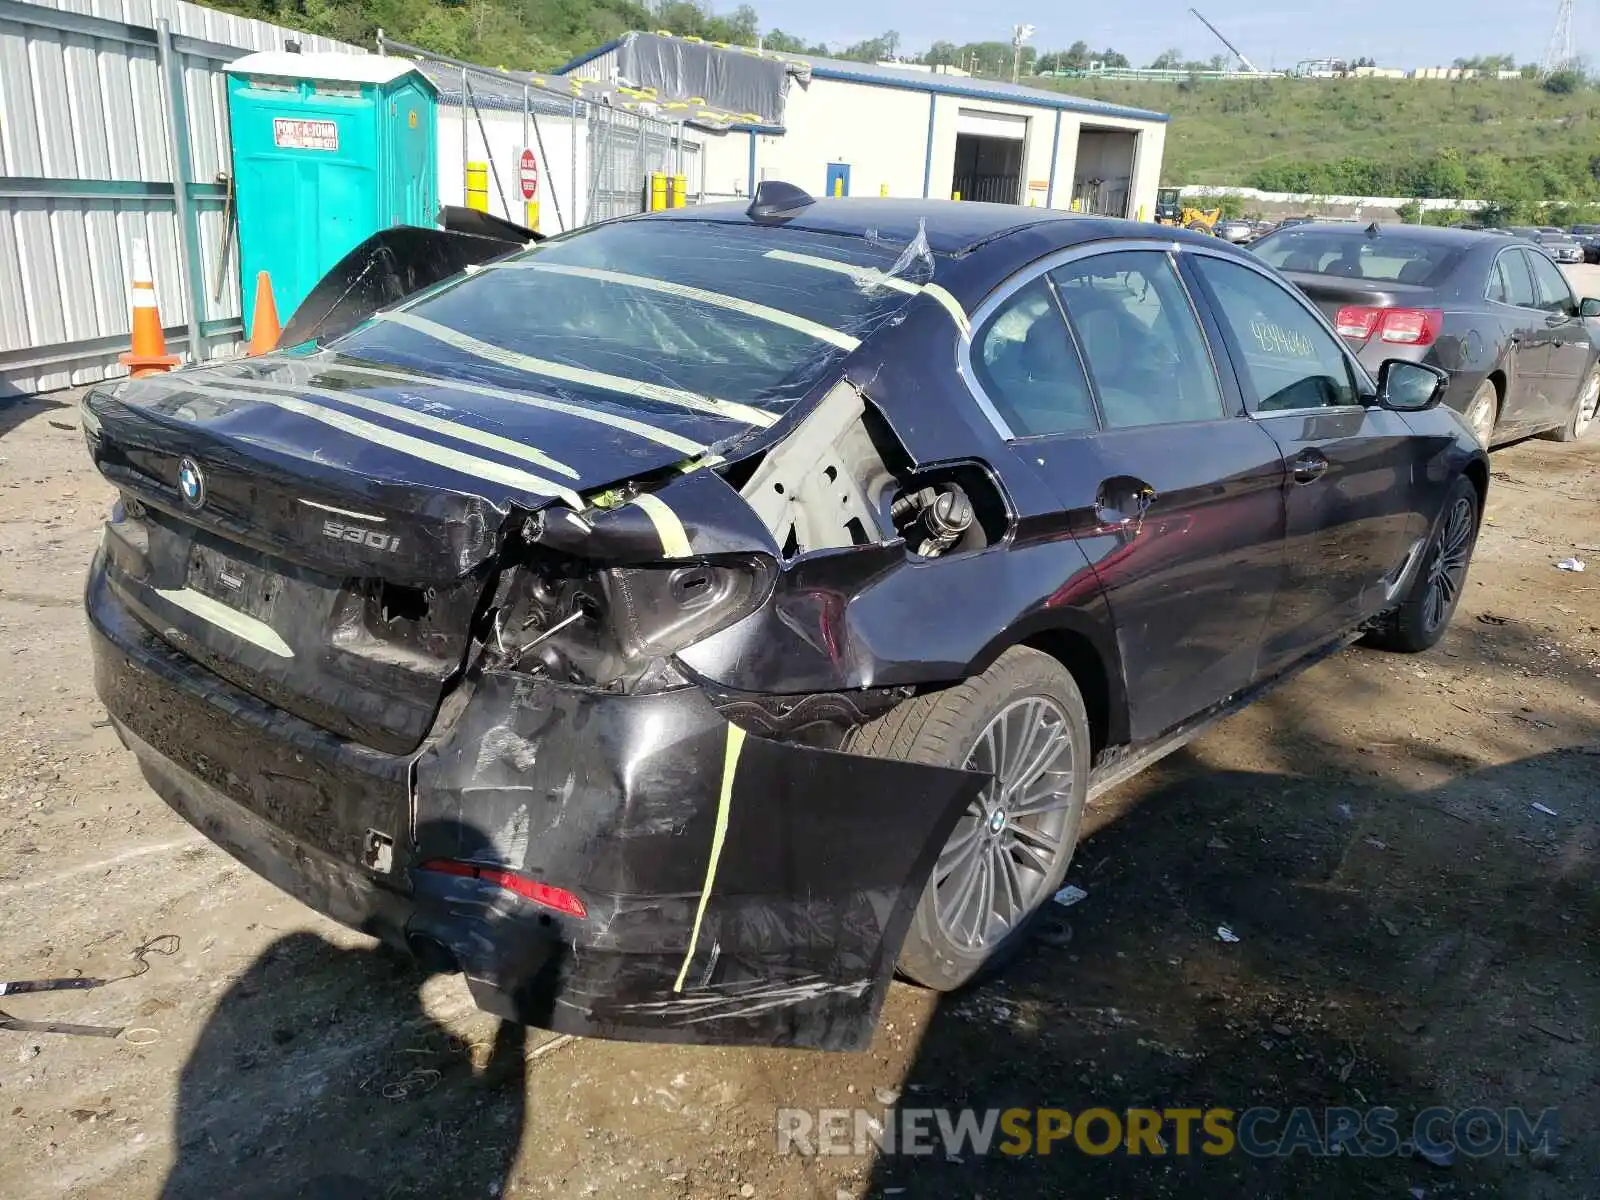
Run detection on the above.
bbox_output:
[553,35,1168,125]
[556,38,624,76]
[803,61,1169,123]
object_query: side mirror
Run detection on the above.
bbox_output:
[1580,297,1600,318]
[1376,359,1447,412]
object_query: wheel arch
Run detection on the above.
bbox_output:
[1463,454,1489,516]
[964,611,1130,757]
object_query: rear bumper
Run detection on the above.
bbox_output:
[88,550,981,1050]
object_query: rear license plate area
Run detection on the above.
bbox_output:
[186,544,281,621]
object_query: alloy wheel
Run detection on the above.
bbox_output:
[933,697,1079,951]
[1421,496,1475,634]
[1576,372,1600,438]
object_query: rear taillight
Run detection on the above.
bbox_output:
[417,858,588,918]
[1334,306,1443,347]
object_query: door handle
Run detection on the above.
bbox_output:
[1291,450,1329,484]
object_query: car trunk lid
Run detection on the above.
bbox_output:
[1278,271,1436,326]
[84,352,757,753]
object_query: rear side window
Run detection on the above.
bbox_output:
[1526,252,1576,315]
[972,278,1097,437]
[334,221,929,421]
[1493,252,1537,308]
[1191,256,1359,412]
[1252,229,1461,286]
[1050,251,1224,428]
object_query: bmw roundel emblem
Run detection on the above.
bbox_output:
[177,457,206,509]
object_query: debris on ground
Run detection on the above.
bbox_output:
[1555,557,1585,572]
[1530,802,1559,817]
[1052,884,1088,907]
[1417,1142,1455,1167]
[1216,926,1240,944]
[1528,1018,1579,1043]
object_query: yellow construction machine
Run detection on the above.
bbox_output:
[1153,186,1220,233]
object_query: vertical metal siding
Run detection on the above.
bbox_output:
[0,0,360,394]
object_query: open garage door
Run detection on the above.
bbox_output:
[952,109,1025,205]
[1072,127,1137,217]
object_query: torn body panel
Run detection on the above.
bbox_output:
[412,672,983,1048]
[89,556,982,1050]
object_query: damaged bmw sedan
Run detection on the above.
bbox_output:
[83,188,1488,1051]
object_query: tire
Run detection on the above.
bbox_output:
[1186,219,1213,235]
[1461,378,1499,448]
[846,646,1091,991]
[1362,475,1480,654]
[1545,366,1599,442]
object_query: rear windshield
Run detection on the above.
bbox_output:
[1251,228,1464,286]
[333,219,931,423]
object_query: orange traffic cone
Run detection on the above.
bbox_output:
[247,271,281,356]
[118,239,180,377]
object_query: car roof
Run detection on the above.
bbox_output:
[634,197,1175,256]
[1257,222,1500,248]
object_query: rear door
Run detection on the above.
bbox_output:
[1487,248,1556,426]
[1483,250,1542,423]
[1183,250,1427,673]
[967,245,1286,741]
[1525,249,1591,422]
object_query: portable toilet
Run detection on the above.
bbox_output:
[224,52,438,339]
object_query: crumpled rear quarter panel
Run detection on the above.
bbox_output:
[413,672,985,1049]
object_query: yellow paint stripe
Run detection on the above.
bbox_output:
[153,587,293,658]
[218,375,580,480]
[629,492,692,558]
[180,381,584,509]
[333,365,707,457]
[762,248,921,294]
[922,283,972,338]
[498,261,862,351]
[375,311,778,429]
[673,724,747,993]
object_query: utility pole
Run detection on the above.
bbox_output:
[1011,23,1035,83]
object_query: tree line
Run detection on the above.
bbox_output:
[1249,149,1600,222]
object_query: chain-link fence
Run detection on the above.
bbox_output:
[381,35,697,230]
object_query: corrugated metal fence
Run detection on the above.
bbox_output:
[0,0,355,395]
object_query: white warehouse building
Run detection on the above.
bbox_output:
[558,34,1169,219]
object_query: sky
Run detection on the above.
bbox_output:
[749,0,1593,73]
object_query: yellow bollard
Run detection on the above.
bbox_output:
[650,172,668,212]
[1070,197,1082,212]
[465,161,489,212]
[1137,204,1146,222]
[952,190,961,201]
[833,177,843,197]
[880,183,888,197]
[525,200,540,232]
[672,173,687,208]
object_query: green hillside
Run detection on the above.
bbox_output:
[202,0,1600,217]
[1042,75,1600,211]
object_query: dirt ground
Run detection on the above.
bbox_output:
[2,348,1597,1198]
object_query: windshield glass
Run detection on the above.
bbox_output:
[333,219,933,423]
[1251,228,1464,285]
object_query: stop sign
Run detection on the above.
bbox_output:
[518,149,539,202]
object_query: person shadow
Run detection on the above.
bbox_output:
[160,824,528,1198]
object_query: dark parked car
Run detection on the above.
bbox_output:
[1569,224,1600,264]
[83,192,1489,1051]
[1250,222,1600,446]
